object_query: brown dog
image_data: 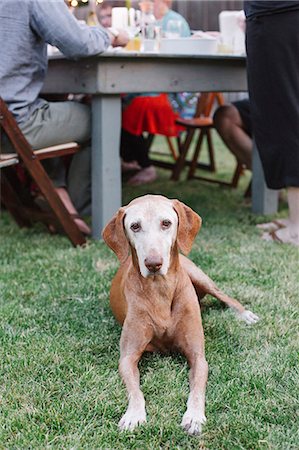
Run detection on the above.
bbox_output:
[102,195,259,435]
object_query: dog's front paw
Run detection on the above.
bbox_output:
[181,411,206,435]
[118,408,146,431]
[239,309,260,325]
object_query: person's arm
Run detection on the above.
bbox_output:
[30,0,127,58]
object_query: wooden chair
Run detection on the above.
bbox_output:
[0,97,86,246]
[148,92,246,191]
[171,92,244,187]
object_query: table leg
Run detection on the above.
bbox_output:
[91,94,122,239]
[252,141,279,215]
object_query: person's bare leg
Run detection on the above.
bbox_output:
[288,187,299,231]
[56,187,91,235]
[213,105,252,169]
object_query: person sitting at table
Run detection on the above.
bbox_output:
[74,0,123,28]
[97,0,114,28]
[213,98,252,171]
[153,0,190,34]
[0,0,129,235]
[121,0,191,186]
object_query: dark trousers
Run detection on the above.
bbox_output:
[120,129,151,169]
[246,9,299,189]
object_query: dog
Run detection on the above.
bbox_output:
[102,195,259,435]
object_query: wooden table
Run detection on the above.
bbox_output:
[44,52,278,238]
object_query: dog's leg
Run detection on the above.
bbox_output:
[118,321,153,431]
[175,309,208,435]
[181,353,208,436]
[180,255,259,324]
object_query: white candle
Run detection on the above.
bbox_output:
[112,7,128,29]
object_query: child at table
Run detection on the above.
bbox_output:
[121,0,191,185]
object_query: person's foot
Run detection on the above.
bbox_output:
[70,213,91,236]
[55,188,91,236]
[48,216,91,236]
[36,188,91,236]
[261,225,299,247]
[121,160,141,172]
[127,166,157,186]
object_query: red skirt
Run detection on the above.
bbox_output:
[122,93,184,137]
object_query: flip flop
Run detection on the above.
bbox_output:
[256,219,288,232]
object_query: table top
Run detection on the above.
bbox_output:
[48,50,246,61]
[44,51,247,94]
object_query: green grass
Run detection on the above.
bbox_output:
[0,133,298,449]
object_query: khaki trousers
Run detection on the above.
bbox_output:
[20,101,92,215]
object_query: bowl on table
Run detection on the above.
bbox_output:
[159,37,217,55]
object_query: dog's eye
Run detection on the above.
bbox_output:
[130,222,141,232]
[161,219,172,229]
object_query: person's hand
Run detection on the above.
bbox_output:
[108,28,130,47]
[113,29,130,47]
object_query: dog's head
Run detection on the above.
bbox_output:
[102,195,201,278]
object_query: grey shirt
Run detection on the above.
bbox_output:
[0,0,110,124]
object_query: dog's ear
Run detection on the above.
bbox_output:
[172,199,202,255]
[102,207,129,263]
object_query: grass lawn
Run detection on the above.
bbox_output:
[0,133,298,449]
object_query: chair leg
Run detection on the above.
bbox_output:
[231,162,244,188]
[165,136,178,161]
[171,129,195,181]
[244,179,252,198]
[231,162,252,197]
[1,171,32,227]
[206,128,216,172]
[187,130,204,179]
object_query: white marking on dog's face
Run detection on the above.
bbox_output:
[124,198,178,277]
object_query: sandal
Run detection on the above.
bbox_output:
[261,228,299,247]
[256,219,288,232]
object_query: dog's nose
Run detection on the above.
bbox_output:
[144,256,163,273]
